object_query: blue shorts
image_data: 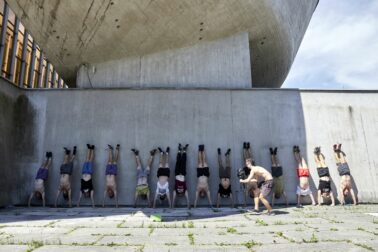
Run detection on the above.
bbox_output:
[106,164,117,175]
[82,162,93,175]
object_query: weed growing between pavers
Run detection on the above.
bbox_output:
[26,240,44,252]
[165,242,178,246]
[330,227,338,231]
[353,242,375,251]
[187,221,194,228]
[242,240,261,249]
[227,227,237,234]
[188,232,194,245]
[273,220,287,225]
[148,225,155,236]
[255,218,268,226]
[302,233,318,243]
[357,227,378,236]
[373,218,378,224]
[275,232,296,243]
[116,220,126,228]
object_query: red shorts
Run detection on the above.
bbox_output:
[297,168,310,177]
[175,179,187,195]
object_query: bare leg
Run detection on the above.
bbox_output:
[63,154,69,164]
[271,193,275,207]
[114,190,118,208]
[86,149,91,162]
[216,194,220,208]
[90,149,94,162]
[218,151,223,169]
[206,190,212,207]
[225,153,231,168]
[254,197,259,211]
[134,192,138,208]
[339,186,345,205]
[90,190,95,208]
[297,194,301,207]
[77,192,82,207]
[108,148,113,164]
[317,190,322,206]
[167,193,172,208]
[309,193,316,205]
[147,154,155,168]
[165,152,169,168]
[102,190,106,207]
[28,193,34,207]
[185,191,190,209]
[230,194,234,208]
[54,190,61,208]
[42,192,46,207]
[330,192,335,206]
[172,191,176,208]
[350,189,357,205]
[202,151,208,168]
[68,189,72,207]
[159,152,165,168]
[194,191,199,208]
[198,151,203,168]
[114,145,120,163]
[283,192,288,206]
[259,195,272,212]
[153,193,158,208]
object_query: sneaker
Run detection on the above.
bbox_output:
[225,148,231,156]
[166,147,170,153]
[269,147,274,155]
[150,149,157,156]
[107,144,113,150]
[131,149,139,156]
[267,211,276,216]
[273,147,278,155]
[217,148,221,155]
[158,147,163,153]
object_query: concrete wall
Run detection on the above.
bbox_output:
[77,33,252,89]
[1,79,377,207]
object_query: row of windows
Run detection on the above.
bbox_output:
[0,0,67,88]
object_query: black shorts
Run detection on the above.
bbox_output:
[197,167,210,177]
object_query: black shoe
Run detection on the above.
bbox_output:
[269,147,274,155]
[183,144,189,151]
[91,145,95,150]
[150,149,157,156]
[64,147,71,155]
[293,146,298,153]
[73,146,77,155]
[273,147,278,155]
[314,147,320,155]
[201,144,205,151]
[247,142,250,149]
[131,149,139,156]
[178,143,182,151]
[158,147,163,153]
[243,142,247,149]
[108,144,113,150]
[87,144,91,149]
[116,144,120,150]
[225,148,231,156]
[199,145,204,152]
[166,147,170,153]
[45,152,49,158]
[217,148,221,155]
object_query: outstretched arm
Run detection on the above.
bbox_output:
[28,193,34,207]
[240,170,255,184]
[54,190,61,208]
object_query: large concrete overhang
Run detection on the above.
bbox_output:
[7,0,318,88]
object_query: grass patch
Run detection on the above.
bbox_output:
[273,220,286,225]
[255,218,268,226]
[302,233,318,243]
[330,228,338,231]
[227,227,237,234]
[165,242,177,246]
[117,220,126,228]
[276,232,296,243]
[26,240,44,252]
[354,242,374,251]
[148,225,155,236]
[242,240,261,249]
[182,223,186,228]
[187,221,194,228]
[373,219,378,224]
[188,232,195,245]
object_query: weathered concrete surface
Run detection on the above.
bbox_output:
[0,79,378,206]
[7,0,318,87]
[0,205,377,251]
[77,33,252,89]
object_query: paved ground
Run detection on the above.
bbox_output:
[0,205,377,251]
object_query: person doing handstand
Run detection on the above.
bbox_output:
[314,147,335,206]
[293,146,316,207]
[77,144,95,207]
[54,147,76,207]
[172,143,190,208]
[216,148,234,208]
[102,144,120,208]
[269,147,288,207]
[153,147,172,208]
[333,144,357,205]
[194,145,212,208]
[132,148,157,207]
[240,159,274,215]
[28,151,52,207]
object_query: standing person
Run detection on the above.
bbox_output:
[77,144,95,207]
[28,151,53,207]
[333,144,357,205]
[172,144,190,209]
[240,159,274,215]
[194,145,212,208]
[54,147,76,207]
[314,147,335,206]
[132,148,157,207]
[216,148,234,208]
[269,147,288,207]
[153,147,172,208]
[293,146,316,207]
[102,144,120,208]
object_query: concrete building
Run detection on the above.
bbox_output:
[6,0,319,88]
[1,1,378,207]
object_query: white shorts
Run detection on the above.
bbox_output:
[296,185,312,196]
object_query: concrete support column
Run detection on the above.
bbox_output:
[0,2,9,73]
[27,40,37,88]
[44,62,50,88]
[18,30,29,87]
[37,51,44,88]
[8,17,19,82]
[51,69,56,88]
